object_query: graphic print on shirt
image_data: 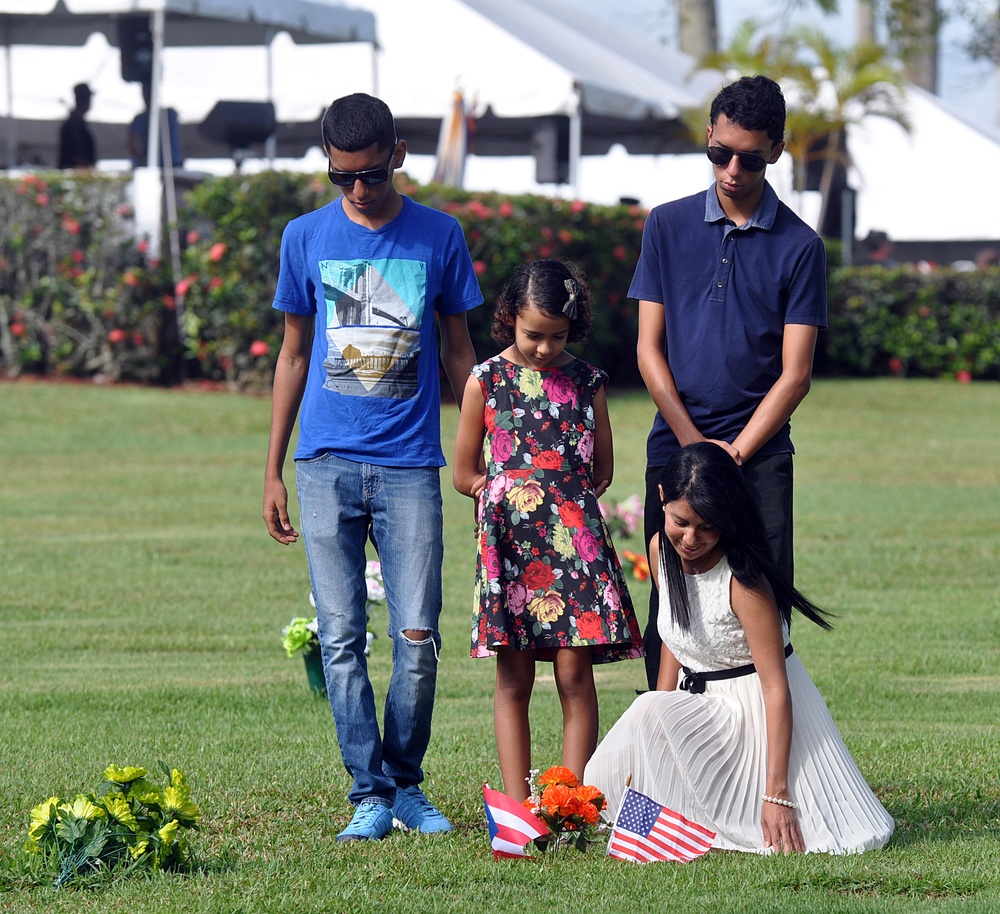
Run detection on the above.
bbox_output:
[319,258,426,398]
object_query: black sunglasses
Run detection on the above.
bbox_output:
[328,142,397,187]
[705,145,769,173]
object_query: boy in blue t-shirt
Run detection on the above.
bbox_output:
[262,93,482,842]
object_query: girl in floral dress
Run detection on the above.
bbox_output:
[453,260,643,800]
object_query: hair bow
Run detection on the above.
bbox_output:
[562,278,579,320]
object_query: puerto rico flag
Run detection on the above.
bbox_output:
[607,787,716,863]
[483,784,549,859]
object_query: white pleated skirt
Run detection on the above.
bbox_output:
[585,654,895,854]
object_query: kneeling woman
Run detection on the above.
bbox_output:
[584,443,894,854]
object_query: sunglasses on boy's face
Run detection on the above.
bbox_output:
[705,144,770,173]
[327,143,397,187]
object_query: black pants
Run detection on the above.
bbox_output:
[641,451,794,690]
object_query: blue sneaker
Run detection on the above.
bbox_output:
[392,785,453,834]
[336,800,394,842]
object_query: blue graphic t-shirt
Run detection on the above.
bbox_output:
[273,196,483,466]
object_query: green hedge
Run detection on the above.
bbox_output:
[0,173,173,382]
[3,170,999,388]
[821,266,1000,380]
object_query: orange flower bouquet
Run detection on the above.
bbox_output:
[622,549,650,582]
[523,766,607,852]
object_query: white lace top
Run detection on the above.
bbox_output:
[657,556,789,672]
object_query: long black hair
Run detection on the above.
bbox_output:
[657,442,832,632]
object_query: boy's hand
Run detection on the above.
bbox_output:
[263,480,299,544]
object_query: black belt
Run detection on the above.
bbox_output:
[679,643,794,695]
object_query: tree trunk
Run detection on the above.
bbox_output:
[815,127,842,238]
[677,0,718,59]
[856,0,877,45]
[896,0,939,93]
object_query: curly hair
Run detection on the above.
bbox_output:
[491,260,592,346]
[709,75,786,145]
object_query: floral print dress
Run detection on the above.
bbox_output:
[470,356,643,663]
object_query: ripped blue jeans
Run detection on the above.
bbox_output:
[296,453,443,807]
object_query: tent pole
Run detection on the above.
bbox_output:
[265,29,276,164]
[3,39,17,168]
[145,12,163,173]
[569,81,582,199]
[3,35,16,167]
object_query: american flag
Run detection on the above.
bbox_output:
[483,784,549,859]
[607,787,716,863]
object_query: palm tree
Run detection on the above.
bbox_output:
[790,26,910,234]
[697,21,909,237]
[677,0,718,58]
[860,0,941,92]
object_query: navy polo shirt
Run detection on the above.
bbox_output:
[629,182,827,466]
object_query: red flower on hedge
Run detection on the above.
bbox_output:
[108,329,126,344]
[208,242,227,262]
[249,340,269,358]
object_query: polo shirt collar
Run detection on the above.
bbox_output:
[704,181,778,230]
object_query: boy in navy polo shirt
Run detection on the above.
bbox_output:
[262,94,482,841]
[632,75,827,689]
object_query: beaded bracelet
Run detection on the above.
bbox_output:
[762,795,798,809]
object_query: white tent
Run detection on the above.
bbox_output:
[361,0,722,195]
[1,1,377,166]
[848,83,1000,244]
[1,0,376,252]
[2,0,722,200]
[225,0,722,196]
[361,0,998,246]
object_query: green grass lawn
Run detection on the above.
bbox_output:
[0,378,997,913]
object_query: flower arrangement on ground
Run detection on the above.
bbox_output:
[622,549,651,582]
[523,766,607,852]
[282,560,385,658]
[599,494,643,539]
[25,762,201,888]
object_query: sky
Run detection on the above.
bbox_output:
[568,0,999,128]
